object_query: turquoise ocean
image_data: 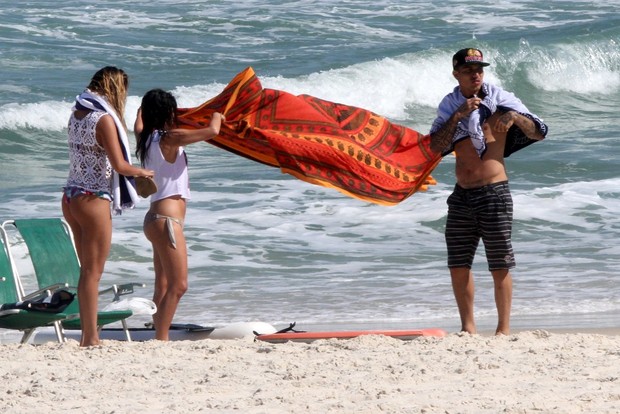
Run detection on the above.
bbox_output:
[1,0,619,334]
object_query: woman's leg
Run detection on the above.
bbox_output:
[62,195,112,347]
[150,247,168,330]
[144,219,188,340]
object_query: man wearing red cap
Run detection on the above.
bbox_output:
[430,48,548,335]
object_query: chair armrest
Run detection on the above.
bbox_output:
[99,282,147,301]
[23,283,70,301]
[0,309,22,317]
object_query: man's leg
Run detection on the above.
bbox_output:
[479,181,514,336]
[492,269,512,335]
[450,267,476,334]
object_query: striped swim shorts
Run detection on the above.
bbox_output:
[445,181,515,271]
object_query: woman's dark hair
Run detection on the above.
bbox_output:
[135,88,177,166]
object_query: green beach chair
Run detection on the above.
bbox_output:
[3,218,145,341]
[0,224,68,343]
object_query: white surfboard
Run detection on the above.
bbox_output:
[27,321,277,344]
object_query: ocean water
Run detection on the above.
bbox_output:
[1,0,619,334]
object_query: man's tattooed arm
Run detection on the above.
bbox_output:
[430,114,461,154]
[496,112,546,141]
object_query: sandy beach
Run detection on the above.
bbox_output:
[1,329,619,413]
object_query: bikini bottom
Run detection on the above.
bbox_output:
[143,211,184,249]
[63,186,112,203]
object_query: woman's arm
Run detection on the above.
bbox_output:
[97,114,154,177]
[164,112,224,146]
[134,107,144,140]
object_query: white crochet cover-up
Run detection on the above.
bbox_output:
[66,111,113,193]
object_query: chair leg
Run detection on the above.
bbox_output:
[122,319,132,342]
[20,328,35,344]
[53,320,66,343]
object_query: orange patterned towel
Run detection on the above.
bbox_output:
[177,67,441,206]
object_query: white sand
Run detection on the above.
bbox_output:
[1,330,620,413]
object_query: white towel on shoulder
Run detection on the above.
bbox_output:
[74,89,139,214]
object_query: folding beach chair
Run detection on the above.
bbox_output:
[0,225,68,343]
[2,218,145,341]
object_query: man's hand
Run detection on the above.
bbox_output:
[493,111,516,133]
[492,111,545,140]
[456,97,482,119]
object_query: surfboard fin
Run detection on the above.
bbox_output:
[253,322,306,337]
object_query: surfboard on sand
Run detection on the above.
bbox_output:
[27,321,277,344]
[101,321,278,341]
[97,323,216,341]
[254,323,447,344]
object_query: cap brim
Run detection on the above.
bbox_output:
[462,61,490,67]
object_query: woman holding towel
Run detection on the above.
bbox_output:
[134,88,223,341]
[62,66,154,347]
